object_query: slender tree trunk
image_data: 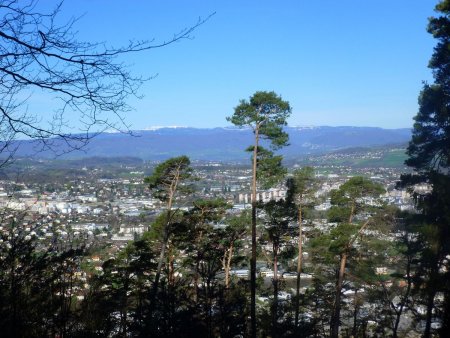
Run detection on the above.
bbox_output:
[194,257,200,302]
[250,202,257,337]
[194,229,205,302]
[349,203,355,224]
[207,277,213,338]
[272,244,279,338]
[352,289,359,338]
[62,268,74,338]
[330,211,369,338]
[168,244,175,286]
[250,127,259,338]
[393,255,412,338]
[120,274,129,337]
[10,253,18,338]
[167,242,177,336]
[150,170,179,310]
[151,220,170,306]
[443,280,450,338]
[224,244,233,289]
[392,314,400,338]
[295,204,303,327]
[221,254,227,288]
[424,287,436,338]
[331,252,348,338]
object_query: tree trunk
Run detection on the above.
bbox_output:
[194,229,205,302]
[352,289,359,338]
[250,127,259,338]
[150,171,178,310]
[120,274,129,338]
[424,287,436,338]
[10,251,18,338]
[194,258,200,302]
[168,245,175,287]
[224,244,233,289]
[392,255,412,338]
[272,244,279,338]
[442,283,450,338]
[150,214,171,308]
[295,205,303,327]
[331,252,348,338]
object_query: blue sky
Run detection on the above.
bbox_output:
[44,1,436,129]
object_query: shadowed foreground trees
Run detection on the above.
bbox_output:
[400,1,450,336]
[260,199,291,337]
[0,170,447,337]
[0,212,86,337]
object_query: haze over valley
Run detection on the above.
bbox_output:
[9,125,411,161]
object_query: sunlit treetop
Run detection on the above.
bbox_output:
[227,91,291,150]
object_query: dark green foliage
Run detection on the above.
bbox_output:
[311,176,385,337]
[223,211,250,239]
[79,240,147,336]
[407,84,450,172]
[227,91,291,150]
[148,210,185,241]
[263,199,294,234]
[228,90,292,338]
[144,156,195,317]
[287,166,317,202]
[215,283,249,337]
[189,198,231,224]
[327,177,385,254]
[144,155,193,202]
[77,204,252,337]
[261,198,294,336]
[0,219,86,338]
[0,169,444,338]
[286,166,319,328]
[247,146,287,189]
[401,1,450,336]
[405,0,450,174]
[405,0,450,173]
[328,176,384,227]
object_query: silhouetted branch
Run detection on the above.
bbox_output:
[0,0,214,162]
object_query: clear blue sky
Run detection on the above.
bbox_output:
[44,1,437,129]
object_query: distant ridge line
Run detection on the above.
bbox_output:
[6,126,411,161]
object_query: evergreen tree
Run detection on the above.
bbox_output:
[184,199,230,303]
[314,176,384,338]
[400,1,450,336]
[0,215,86,337]
[144,156,193,311]
[261,198,294,337]
[220,212,248,290]
[286,166,319,327]
[227,91,291,337]
[372,210,420,338]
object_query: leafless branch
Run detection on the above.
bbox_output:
[0,0,214,163]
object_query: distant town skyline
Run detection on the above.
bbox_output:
[34,1,436,131]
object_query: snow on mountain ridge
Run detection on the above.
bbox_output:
[142,126,189,131]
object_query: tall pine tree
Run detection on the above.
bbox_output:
[227,91,291,337]
[400,1,450,336]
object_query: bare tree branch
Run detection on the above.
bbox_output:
[0,0,214,163]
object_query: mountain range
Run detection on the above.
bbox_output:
[11,126,411,161]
